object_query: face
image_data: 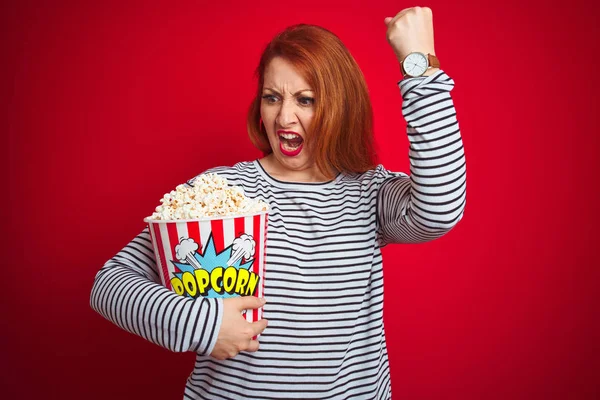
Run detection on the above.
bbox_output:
[260,56,316,173]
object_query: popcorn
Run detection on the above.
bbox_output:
[147,173,269,220]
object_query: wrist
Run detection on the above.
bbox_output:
[399,67,440,81]
[421,67,440,76]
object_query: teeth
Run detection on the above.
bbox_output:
[279,133,302,140]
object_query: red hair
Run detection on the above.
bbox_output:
[246,24,378,179]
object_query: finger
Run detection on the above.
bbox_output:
[246,339,260,353]
[237,296,266,311]
[250,318,268,336]
[384,8,412,33]
[390,7,414,25]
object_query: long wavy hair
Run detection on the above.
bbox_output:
[246,24,378,179]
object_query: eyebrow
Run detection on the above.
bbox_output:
[263,88,314,96]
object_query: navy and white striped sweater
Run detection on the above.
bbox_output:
[90,69,466,399]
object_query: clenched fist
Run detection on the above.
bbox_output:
[384,6,437,74]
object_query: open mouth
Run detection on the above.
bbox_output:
[278,132,304,156]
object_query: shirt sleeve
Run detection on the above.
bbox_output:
[89,227,223,355]
[376,69,467,246]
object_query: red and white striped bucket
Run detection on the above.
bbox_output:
[144,211,268,322]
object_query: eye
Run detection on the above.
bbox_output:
[298,97,314,106]
[261,94,278,104]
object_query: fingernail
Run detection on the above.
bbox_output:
[261,298,266,304]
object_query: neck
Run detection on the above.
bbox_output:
[260,155,336,183]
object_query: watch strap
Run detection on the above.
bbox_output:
[428,53,440,68]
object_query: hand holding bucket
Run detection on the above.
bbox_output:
[210,296,269,360]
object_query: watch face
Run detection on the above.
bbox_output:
[403,52,428,77]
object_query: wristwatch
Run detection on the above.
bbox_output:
[400,52,440,78]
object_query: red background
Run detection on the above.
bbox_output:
[3,0,599,399]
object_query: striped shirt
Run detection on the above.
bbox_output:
[90,69,466,399]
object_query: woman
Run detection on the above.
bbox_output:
[91,7,466,399]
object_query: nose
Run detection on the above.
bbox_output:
[275,100,298,128]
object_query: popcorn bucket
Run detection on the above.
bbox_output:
[144,211,268,322]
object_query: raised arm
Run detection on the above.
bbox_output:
[376,7,466,245]
[90,227,223,354]
[377,69,466,245]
